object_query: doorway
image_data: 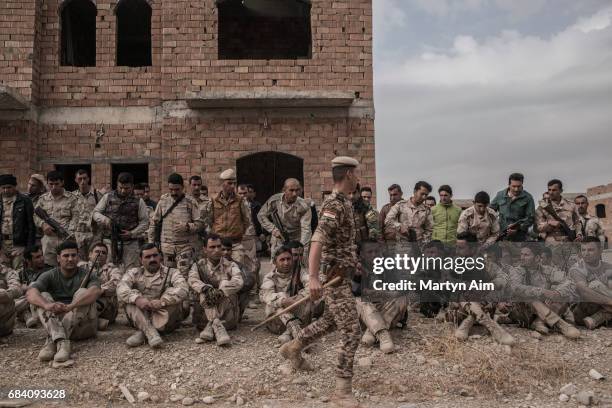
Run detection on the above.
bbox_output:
[111,163,148,189]
[236,152,303,205]
[55,164,92,192]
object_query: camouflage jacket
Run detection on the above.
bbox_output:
[117,265,188,306]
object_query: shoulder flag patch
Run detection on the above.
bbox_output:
[322,211,337,219]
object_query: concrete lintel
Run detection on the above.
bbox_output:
[39,156,162,164]
[37,106,162,125]
[185,89,356,109]
[0,86,30,111]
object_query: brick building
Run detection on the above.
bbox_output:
[0,0,375,204]
[587,183,611,244]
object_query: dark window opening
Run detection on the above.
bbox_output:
[236,152,303,205]
[596,204,607,219]
[111,163,149,189]
[116,0,152,67]
[218,0,312,60]
[55,164,92,192]
[60,0,97,67]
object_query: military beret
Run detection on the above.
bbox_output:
[331,156,359,168]
[0,174,17,186]
[219,169,236,181]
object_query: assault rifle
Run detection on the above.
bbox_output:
[109,219,124,265]
[542,202,577,241]
[496,217,529,241]
[34,207,72,240]
[270,208,290,244]
[79,252,101,289]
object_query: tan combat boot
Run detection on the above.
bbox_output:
[530,317,549,335]
[376,329,395,354]
[54,340,71,362]
[25,312,38,328]
[361,329,376,346]
[211,318,230,346]
[286,319,302,339]
[584,310,612,330]
[126,331,146,347]
[478,314,515,345]
[98,318,110,331]
[144,326,164,348]
[330,377,362,408]
[199,322,214,341]
[38,337,56,362]
[279,338,313,371]
[554,319,581,339]
[454,315,475,341]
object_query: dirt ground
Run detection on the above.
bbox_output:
[1,258,611,408]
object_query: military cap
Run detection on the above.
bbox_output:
[0,174,17,186]
[29,174,47,189]
[219,169,236,181]
[331,156,359,168]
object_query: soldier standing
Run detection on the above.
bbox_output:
[188,233,244,346]
[188,175,212,259]
[27,241,101,362]
[92,172,149,270]
[1,174,36,269]
[117,244,189,348]
[78,242,122,331]
[351,185,379,245]
[34,171,78,267]
[148,173,203,278]
[0,262,21,337]
[257,178,312,258]
[15,245,48,328]
[210,169,252,265]
[73,169,102,259]
[574,195,606,244]
[280,156,362,407]
[457,191,500,248]
[384,181,434,250]
[26,174,47,207]
[237,184,260,283]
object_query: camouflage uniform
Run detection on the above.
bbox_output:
[117,265,188,335]
[260,265,312,335]
[78,260,122,323]
[508,263,576,328]
[92,192,149,270]
[188,257,243,330]
[457,206,501,246]
[211,191,252,265]
[294,190,361,379]
[34,191,78,266]
[257,193,312,258]
[190,194,212,259]
[1,195,25,269]
[353,201,380,245]
[355,296,407,338]
[384,198,433,250]
[14,265,48,324]
[0,265,21,336]
[241,207,259,281]
[535,198,582,269]
[578,214,606,244]
[569,259,612,327]
[73,189,102,259]
[148,194,204,278]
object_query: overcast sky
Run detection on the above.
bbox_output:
[372,0,612,207]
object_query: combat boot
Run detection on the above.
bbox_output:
[361,329,376,346]
[330,377,362,408]
[279,338,313,371]
[454,315,475,341]
[38,337,56,362]
[54,340,71,362]
[478,314,515,345]
[554,319,581,339]
[126,331,146,347]
[211,318,230,346]
[25,312,38,328]
[376,330,394,354]
[583,310,612,330]
[286,319,302,339]
[278,330,292,345]
[530,317,549,334]
[144,327,163,348]
[199,322,214,341]
[98,318,110,331]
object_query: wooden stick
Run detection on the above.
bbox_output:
[251,276,342,332]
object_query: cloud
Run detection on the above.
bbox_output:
[409,0,487,17]
[374,6,612,204]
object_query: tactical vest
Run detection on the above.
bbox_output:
[212,194,246,241]
[353,209,368,245]
[104,191,140,231]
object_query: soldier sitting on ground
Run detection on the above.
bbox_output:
[117,243,189,349]
[78,242,123,331]
[221,237,255,319]
[15,245,49,328]
[26,241,101,363]
[507,243,581,339]
[0,261,21,337]
[188,233,243,346]
[569,238,612,329]
[260,245,312,344]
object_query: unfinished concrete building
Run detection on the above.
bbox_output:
[0,0,375,203]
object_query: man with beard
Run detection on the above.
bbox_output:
[350,185,380,245]
[117,244,188,348]
[27,241,101,362]
[73,169,102,259]
[258,178,312,259]
[431,185,462,246]
[93,172,149,270]
[188,234,243,346]
[15,245,49,327]
[1,174,35,269]
[379,184,403,244]
[574,195,606,244]
[78,242,122,330]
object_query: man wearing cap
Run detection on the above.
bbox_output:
[35,171,79,266]
[210,169,253,266]
[27,174,47,207]
[280,156,362,407]
[148,173,204,279]
[0,174,36,269]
